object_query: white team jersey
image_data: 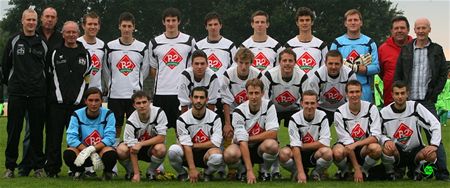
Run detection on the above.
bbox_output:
[178,67,220,106]
[232,99,279,145]
[221,66,262,110]
[77,37,106,92]
[149,32,196,95]
[261,66,308,112]
[106,38,150,99]
[288,109,331,147]
[241,36,283,71]
[123,104,168,147]
[285,36,328,78]
[309,66,357,112]
[379,101,441,152]
[195,37,237,81]
[334,101,382,145]
[176,109,222,147]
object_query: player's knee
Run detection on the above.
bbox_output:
[168,144,183,162]
[261,139,279,154]
[223,145,240,163]
[279,147,292,163]
[333,147,345,161]
[368,143,382,158]
[382,146,395,156]
[319,147,333,161]
[207,153,224,167]
[153,143,167,158]
[116,144,130,160]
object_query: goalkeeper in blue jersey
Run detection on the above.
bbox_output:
[330,9,380,103]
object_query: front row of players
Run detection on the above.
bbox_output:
[63,78,441,183]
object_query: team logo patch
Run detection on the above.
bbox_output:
[84,130,102,146]
[393,123,413,144]
[297,52,316,73]
[302,132,315,143]
[192,129,210,143]
[138,131,152,142]
[207,53,222,72]
[347,50,360,63]
[163,48,183,69]
[90,54,101,76]
[275,91,296,107]
[323,87,343,104]
[16,44,25,55]
[253,52,270,71]
[351,123,365,141]
[116,55,136,76]
[248,122,265,136]
[234,90,248,104]
[78,57,87,66]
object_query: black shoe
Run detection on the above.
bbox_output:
[102,172,113,181]
[73,172,85,181]
[85,171,97,178]
[386,173,396,181]
[236,171,246,182]
[146,173,156,181]
[46,172,59,178]
[125,172,134,180]
[177,173,188,182]
[334,170,351,180]
[18,169,30,177]
[271,172,282,180]
[258,172,271,181]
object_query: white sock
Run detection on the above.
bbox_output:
[314,158,332,174]
[148,156,164,175]
[335,157,349,173]
[271,159,280,173]
[362,156,377,173]
[281,158,297,174]
[382,153,396,174]
[262,153,278,173]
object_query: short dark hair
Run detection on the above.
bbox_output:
[391,15,410,30]
[325,50,343,63]
[82,11,100,25]
[251,10,269,23]
[392,80,409,91]
[204,11,221,26]
[119,12,135,25]
[345,79,362,93]
[234,47,254,63]
[162,7,181,21]
[84,87,102,99]
[245,78,264,92]
[296,7,315,22]
[190,86,208,98]
[191,49,207,62]
[278,48,296,62]
[302,90,318,101]
[131,90,151,103]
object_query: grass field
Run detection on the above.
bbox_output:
[0,117,448,188]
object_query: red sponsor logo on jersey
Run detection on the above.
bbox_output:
[138,131,152,142]
[192,129,210,143]
[252,52,270,71]
[91,54,101,76]
[234,90,248,104]
[207,53,222,72]
[275,91,296,107]
[248,122,265,136]
[346,50,360,63]
[84,130,102,146]
[393,123,413,144]
[323,87,344,104]
[163,48,183,69]
[302,132,315,143]
[351,123,366,141]
[297,52,316,73]
[116,55,135,76]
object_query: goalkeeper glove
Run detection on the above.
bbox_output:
[74,146,96,167]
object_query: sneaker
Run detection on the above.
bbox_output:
[386,173,396,181]
[271,172,282,180]
[177,173,189,182]
[125,172,134,180]
[334,170,351,180]
[85,171,97,178]
[68,170,74,177]
[203,173,213,182]
[311,170,321,181]
[102,172,113,181]
[34,169,46,178]
[3,169,14,179]
[258,172,271,181]
[73,172,84,181]
[146,173,156,181]
[236,172,247,182]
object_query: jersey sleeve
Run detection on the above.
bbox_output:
[155,109,168,136]
[66,114,83,148]
[220,73,234,105]
[334,110,354,145]
[288,119,302,147]
[416,103,442,146]
[330,42,338,50]
[379,110,392,145]
[320,45,329,67]
[211,115,223,147]
[308,73,320,95]
[102,112,117,146]
[123,121,138,147]
[208,75,220,104]
[229,44,238,66]
[369,105,382,140]
[232,109,249,142]
[141,46,151,80]
[148,40,158,69]
[265,104,279,131]
[319,117,331,147]
[261,72,271,99]
[177,71,191,106]
[187,38,197,67]
[365,41,380,76]
[177,118,193,146]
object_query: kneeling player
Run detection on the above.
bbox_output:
[380,81,441,180]
[168,87,224,183]
[279,90,332,183]
[63,87,117,180]
[223,78,279,184]
[116,91,168,182]
[333,80,382,182]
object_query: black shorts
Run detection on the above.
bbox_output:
[137,146,153,162]
[108,98,134,127]
[248,142,264,164]
[153,95,179,129]
[300,150,317,168]
[277,111,296,127]
[396,145,424,169]
[354,146,365,165]
[182,149,208,168]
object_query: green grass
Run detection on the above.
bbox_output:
[0,117,449,187]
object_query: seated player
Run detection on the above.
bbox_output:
[116,91,168,182]
[63,87,117,180]
[279,90,332,183]
[168,87,224,182]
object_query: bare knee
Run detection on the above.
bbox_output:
[279,147,292,163]
[152,143,167,158]
[333,145,346,161]
[317,147,333,161]
[224,144,241,164]
[367,143,382,159]
[260,139,279,154]
[116,143,130,160]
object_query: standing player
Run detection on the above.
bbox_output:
[106,12,150,141]
[116,91,168,182]
[285,7,328,78]
[78,12,106,92]
[63,87,117,180]
[380,81,441,180]
[279,90,332,182]
[149,7,196,129]
[330,9,379,102]
[168,87,223,182]
[178,50,220,113]
[308,50,357,126]
[223,78,279,184]
[333,80,382,182]
[241,10,283,71]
